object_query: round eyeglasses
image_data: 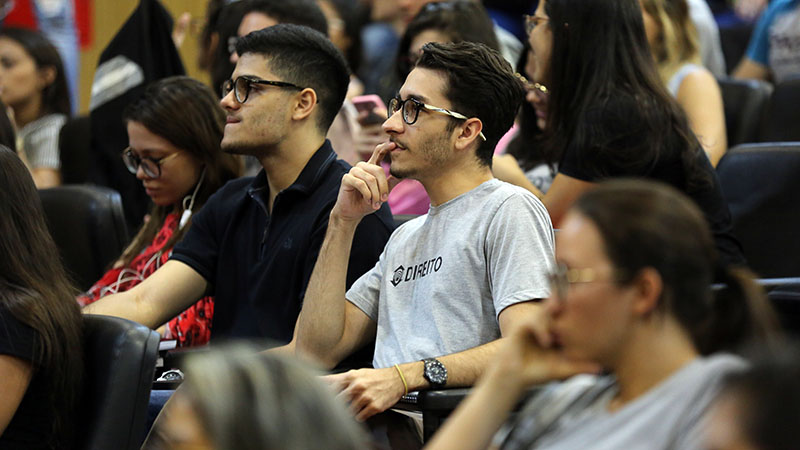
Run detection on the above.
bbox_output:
[546,263,629,302]
[122,148,180,179]
[221,76,302,104]
[388,96,487,141]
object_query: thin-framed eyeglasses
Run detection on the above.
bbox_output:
[546,262,629,302]
[122,148,181,179]
[516,74,549,95]
[524,14,549,35]
[221,76,303,104]
[388,96,487,141]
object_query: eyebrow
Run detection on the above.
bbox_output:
[395,91,429,103]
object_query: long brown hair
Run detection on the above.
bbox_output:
[574,180,779,354]
[118,76,240,267]
[0,146,83,447]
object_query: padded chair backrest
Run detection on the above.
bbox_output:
[59,115,92,184]
[718,78,773,146]
[759,76,800,142]
[78,315,160,450]
[38,185,130,291]
[716,143,800,277]
[719,23,754,75]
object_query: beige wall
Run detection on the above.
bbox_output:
[77,0,210,113]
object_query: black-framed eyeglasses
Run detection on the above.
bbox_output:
[546,263,629,302]
[221,76,302,104]
[122,148,180,179]
[524,14,549,35]
[388,96,487,141]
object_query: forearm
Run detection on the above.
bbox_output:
[397,339,505,392]
[31,168,61,189]
[295,214,360,361]
[82,289,158,326]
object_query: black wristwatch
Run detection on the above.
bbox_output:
[422,358,448,388]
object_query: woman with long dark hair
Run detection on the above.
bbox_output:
[426,180,779,450]
[0,27,70,188]
[519,0,743,267]
[0,146,83,448]
[78,76,240,348]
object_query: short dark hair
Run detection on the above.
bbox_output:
[240,0,328,35]
[415,41,524,167]
[397,0,500,79]
[236,24,350,132]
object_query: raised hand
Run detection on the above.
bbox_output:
[331,141,400,223]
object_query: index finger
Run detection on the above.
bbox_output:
[368,141,395,166]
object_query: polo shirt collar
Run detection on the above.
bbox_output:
[247,139,337,197]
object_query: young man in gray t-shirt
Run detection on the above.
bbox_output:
[292,41,554,421]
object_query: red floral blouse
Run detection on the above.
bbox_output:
[78,212,213,347]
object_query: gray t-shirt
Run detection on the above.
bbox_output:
[498,353,746,450]
[346,179,554,368]
[19,113,67,170]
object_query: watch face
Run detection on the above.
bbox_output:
[424,358,447,385]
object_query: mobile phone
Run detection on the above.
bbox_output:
[352,94,386,125]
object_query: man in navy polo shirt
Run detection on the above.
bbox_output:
[85,24,393,354]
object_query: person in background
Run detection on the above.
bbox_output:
[640,0,728,166]
[146,344,369,450]
[0,145,83,449]
[78,76,240,348]
[733,0,800,83]
[492,44,558,195]
[523,0,744,269]
[705,344,800,450]
[426,180,779,450]
[0,27,70,188]
[686,0,726,77]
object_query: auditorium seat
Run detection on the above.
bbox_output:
[719,23,754,75]
[77,315,160,450]
[59,115,92,184]
[718,78,772,146]
[716,143,800,278]
[38,185,130,291]
[758,76,800,142]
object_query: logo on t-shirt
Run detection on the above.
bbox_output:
[390,257,443,287]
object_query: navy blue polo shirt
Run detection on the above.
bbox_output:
[171,140,394,344]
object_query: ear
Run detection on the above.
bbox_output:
[291,87,317,122]
[453,117,484,152]
[630,267,663,317]
[38,66,57,87]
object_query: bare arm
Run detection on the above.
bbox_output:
[424,306,601,450]
[676,70,728,167]
[542,174,596,227]
[31,168,61,189]
[295,143,398,367]
[328,301,552,421]
[82,260,208,330]
[0,355,33,434]
[732,57,770,82]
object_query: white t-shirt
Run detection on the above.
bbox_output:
[346,179,554,368]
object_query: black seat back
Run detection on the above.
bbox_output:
[717,143,800,277]
[38,185,130,290]
[77,315,160,450]
[759,76,800,142]
[718,77,772,146]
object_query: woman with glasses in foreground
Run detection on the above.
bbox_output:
[78,76,239,348]
[426,180,779,450]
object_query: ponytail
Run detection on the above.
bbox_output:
[695,266,782,355]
